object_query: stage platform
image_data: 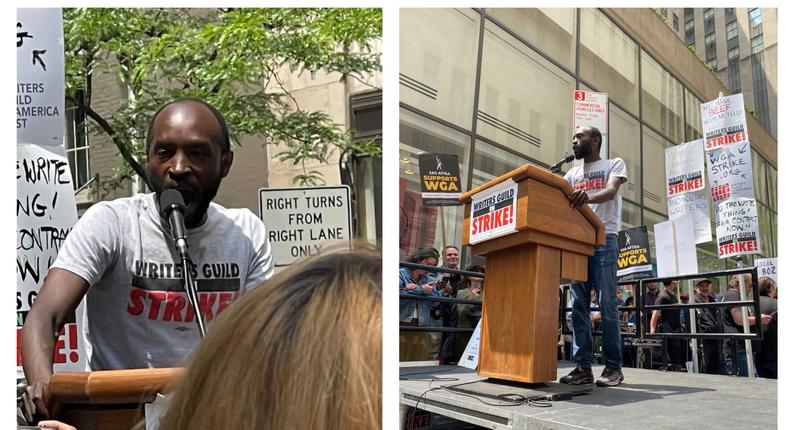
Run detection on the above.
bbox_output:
[400,361,776,429]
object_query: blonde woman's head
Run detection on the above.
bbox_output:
[160,247,381,429]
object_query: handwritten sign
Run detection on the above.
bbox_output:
[715,198,760,258]
[17,8,65,145]
[665,139,705,196]
[469,179,517,245]
[17,143,85,371]
[706,141,755,204]
[755,258,778,283]
[655,217,698,277]
[700,94,748,151]
[259,186,351,267]
[667,191,712,244]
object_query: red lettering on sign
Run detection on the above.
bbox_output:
[705,131,746,150]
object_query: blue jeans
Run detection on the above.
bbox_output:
[571,234,621,368]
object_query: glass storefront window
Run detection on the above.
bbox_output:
[641,128,670,215]
[697,241,724,274]
[399,108,471,258]
[757,202,774,257]
[751,150,768,205]
[620,199,641,231]
[641,52,684,143]
[579,8,639,115]
[477,20,575,167]
[684,89,703,141]
[470,139,529,189]
[487,8,576,71]
[400,9,481,130]
[766,163,776,209]
[609,104,641,203]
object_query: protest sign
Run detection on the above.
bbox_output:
[655,217,698,277]
[459,320,481,370]
[259,186,352,267]
[706,141,755,204]
[617,226,653,280]
[665,139,705,196]
[17,8,65,145]
[700,94,748,152]
[755,258,778,283]
[17,143,84,372]
[469,179,518,245]
[667,191,712,244]
[715,198,760,258]
[418,153,462,206]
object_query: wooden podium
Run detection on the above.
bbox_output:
[460,164,604,383]
[46,367,183,430]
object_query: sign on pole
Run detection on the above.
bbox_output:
[617,226,653,281]
[667,192,712,244]
[259,186,352,267]
[715,198,761,258]
[665,139,706,197]
[468,179,518,245]
[655,217,698,277]
[706,141,755,205]
[573,90,608,133]
[17,8,65,146]
[17,144,85,373]
[418,153,462,206]
[700,94,748,152]
[755,258,778,283]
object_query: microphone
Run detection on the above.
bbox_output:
[549,153,575,173]
[159,189,189,258]
[159,189,207,337]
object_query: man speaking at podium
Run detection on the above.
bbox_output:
[559,125,627,387]
[21,98,274,420]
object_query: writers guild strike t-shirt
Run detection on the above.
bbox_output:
[51,193,274,370]
[564,158,628,235]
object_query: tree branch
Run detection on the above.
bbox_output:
[81,104,150,188]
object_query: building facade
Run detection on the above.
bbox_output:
[661,7,777,139]
[399,8,777,275]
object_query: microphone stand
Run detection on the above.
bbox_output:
[181,254,207,338]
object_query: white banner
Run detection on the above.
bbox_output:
[755,258,778,283]
[706,141,755,204]
[715,198,761,258]
[667,191,712,244]
[665,139,705,197]
[17,8,65,146]
[469,179,518,245]
[259,186,352,267]
[655,217,698,277]
[700,94,749,152]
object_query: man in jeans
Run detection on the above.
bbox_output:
[560,125,628,387]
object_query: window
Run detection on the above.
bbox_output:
[752,52,771,132]
[726,21,738,40]
[727,60,741,93]
[641,52,684,142]
[64,92,90,190]
[673,14,679,31]
[487,8,577,71]
[579,8,640,114]
[751,34,764,53]
[725,8,736,22]
[400,8,481,130]
[684,89,703,141]
[727,46,739,61]
[349,90,382,242]
[749,8,762,27]
[703,8,714,21]
[705,58,717,71]
[704,32,716,46]
[659,8,667,18]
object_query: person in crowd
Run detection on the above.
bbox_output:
[21,98,274,422]
[399,247,440,361]
[160,247,381,429]
[438,246,462,364]
[455,265,485,360]
[622,296,636,325]
[693,278,722,375]
[721,274,771,376]
[560,125,628,387]
[642,282,661,332]
[650,280,686,371]
[755,276,777,379]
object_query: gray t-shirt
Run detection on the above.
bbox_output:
[564,158,628,235]
[51,193,274,370]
